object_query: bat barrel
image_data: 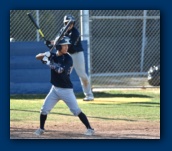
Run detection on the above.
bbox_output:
[27,12,40,29]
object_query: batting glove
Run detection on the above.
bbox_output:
[44,40,53,49]
[55,67,64,74]
[42,56,50,65]
[44,51,51,58]
[49,65,64,74]
[49,64,56,70]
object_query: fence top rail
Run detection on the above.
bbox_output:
[90,16,160,20]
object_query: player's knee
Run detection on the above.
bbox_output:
[40,108,50,115]
[77,72,88,80]
[70,108,82,116]
[80,77,89,86]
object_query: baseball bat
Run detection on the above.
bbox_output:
[50,20,73,51]
[27,12,46,41]
[27,12,72,51]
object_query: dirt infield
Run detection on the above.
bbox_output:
[10,120,160,139]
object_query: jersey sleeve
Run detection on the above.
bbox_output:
[70,29,80,45]
[69,29,83,53]
[62,55,73,75]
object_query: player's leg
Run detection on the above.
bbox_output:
[71,52,94,101]
[40,86,61,128]
[78,112,95,135]
[59,88,94,135]
[34,86,60,135]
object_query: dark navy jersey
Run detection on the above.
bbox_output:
[58,27,84,54]
[50,52,73,88]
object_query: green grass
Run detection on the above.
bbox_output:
[10,89,160,122]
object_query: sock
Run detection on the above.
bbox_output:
[40,114,47,130]
[78,112,93,129]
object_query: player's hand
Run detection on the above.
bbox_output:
[44,51,51,58]
[41,60,47,64]
[49,65,64,73]
[44,40,53,49]
[55,67,64,74]
[44,40,51,45]
[41,56,50,65]
[49,64,56,70]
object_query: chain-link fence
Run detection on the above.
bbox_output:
[10,10,80,41]
[10,10,160,89]
[89,10,160,88]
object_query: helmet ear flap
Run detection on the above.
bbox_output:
[56,45,62,51]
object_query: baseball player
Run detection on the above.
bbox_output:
[34,36,94,136]
[45,14,94,101]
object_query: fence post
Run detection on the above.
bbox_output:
[140,10,147,72]
[80,10,91,83]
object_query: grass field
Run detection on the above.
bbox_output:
[10,88,160,139]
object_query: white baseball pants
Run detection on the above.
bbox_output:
[41,86,82,116]
[70,51,93,98]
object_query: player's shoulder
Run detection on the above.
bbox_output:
[63,53,71,58]
[65,53,72,59]
[65,53,73,63]
[72,27,80,35]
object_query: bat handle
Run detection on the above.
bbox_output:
[49,45,55,52]
[38,29,45,38]
[42,37,46,41]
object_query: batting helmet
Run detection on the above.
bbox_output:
[55,36,71,50]
[63,14,75,25]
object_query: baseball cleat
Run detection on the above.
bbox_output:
[84,129,95,136]
[83,97,94,101]
[34,128,45,136]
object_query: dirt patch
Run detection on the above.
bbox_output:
[10,120,160,139]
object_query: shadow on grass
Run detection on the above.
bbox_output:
[123,102,160,107]
[10,94,47,100]
[10,92,153,100]
[94,92,153,98]
[10,109,136,122]
[127,102,160,105]
[76,92,153,98]
[90,101,160,107]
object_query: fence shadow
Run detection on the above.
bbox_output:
[10,109,136,122]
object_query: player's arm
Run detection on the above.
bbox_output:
[35,53,45,60]
[36,51,51,60]
[62,56,73,75]
[49,56,73,74]
[36,51,52,65]
[69,30,81,52]
[70,30,80,46]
